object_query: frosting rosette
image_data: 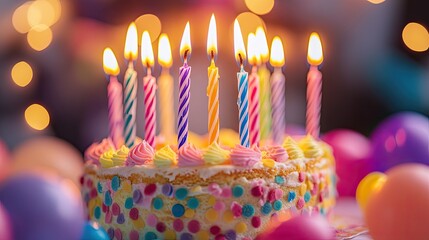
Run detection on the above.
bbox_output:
[154,145,177,167]
[99,149,115,168]
[178,143,204,167]
[261,145,289,162]
[111,145,129,167]
[126,140,155,166]
[283,137,305,159]
[298,135,324,159]
[84,138,114,165]
[203,142,230,165]
[230,145,261,167]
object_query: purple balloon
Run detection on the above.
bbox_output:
[371,112,429,172]
[0,203,12,240]
[0,173,85,240]
[322,129,372,197]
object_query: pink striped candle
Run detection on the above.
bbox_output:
[247,33,261,146]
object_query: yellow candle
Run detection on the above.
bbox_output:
[158,33,175,141]
[207,14,220,144]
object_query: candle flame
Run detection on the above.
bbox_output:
[141,31,154,68]
[307,32,323,66]
[180,22,192,61]
[270,36,285,67]
[247,33,260,66]
[103,48,120,76]
[234,19,246,65]
[207,14,218,60]
[124,22,138,61]
[158,33,172,68]
[256,26,269,63]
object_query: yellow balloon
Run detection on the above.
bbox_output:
[356,172,387,211]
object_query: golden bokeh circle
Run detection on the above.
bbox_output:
[236,12,266,42]
[12,2,32,33]
[25,104,50,130]
[402,22,429,52]
[11,61,33,87]
[135,14,162,44]
[367,0,385,4]
[244,0,275,15]
[27,25,53,51]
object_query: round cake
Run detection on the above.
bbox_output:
[81,133,336,239]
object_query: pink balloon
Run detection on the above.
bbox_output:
[322,129,372,196]
[0,203,12,240]
[365,164,429,240]
[258,215,335,240]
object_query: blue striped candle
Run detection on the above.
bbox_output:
[237,66,250,147]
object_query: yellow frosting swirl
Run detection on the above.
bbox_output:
[298,135,324,159]
[203,142,230,165]
[111,145,129,167]
[154,145,177,168]
[99,149,115,168]
[283,137,305,160]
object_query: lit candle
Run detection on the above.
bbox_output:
[247,33,261,146]
[206,14,220,145]
[178,22,192,149]
[269,36,286,144]
[234,20,250,147]
[141,31,157,148]
[158,33,175,141]
[256,27,272,141]
[306,32,324,138]
[102,48,124,149]
[123,22,138,148]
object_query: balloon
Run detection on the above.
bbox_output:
[257,215,335,240]
[0,203,12,240]
[11,137,83,185]
[355,172,387,211]
[365,164,429,240]
[370,112,429,172]
[81,221,109,240]
[322,129,372,196]
[0,173,85,240]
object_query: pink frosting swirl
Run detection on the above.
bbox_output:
[126,140,155,166]
[178,143,204,167]
[230,145,261,167]
[262,145,289,162]
[84,138,114,165]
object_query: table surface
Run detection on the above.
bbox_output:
[332,197,371,240]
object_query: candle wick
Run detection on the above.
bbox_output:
[211,50,215,60]
[184,50,189,62]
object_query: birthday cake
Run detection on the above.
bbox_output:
[81,16,335,240]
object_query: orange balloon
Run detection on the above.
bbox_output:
[365,164,429,240]
[11,137,83,186]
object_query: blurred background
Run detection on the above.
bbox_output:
[0,0,428,153]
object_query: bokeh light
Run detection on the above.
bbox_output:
[245,0,275,15]
[135,14,162,44]
[27,25,53,51]
[11,61,33,87]
[12,2,32,33]
[402,22,429,52]
[236,12,265,44]
[367,0,385,4]
[28,0,56,27]
[25,104,50,130]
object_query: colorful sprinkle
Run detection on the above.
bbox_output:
[187,197,199,209]
[268,189,284,202]
[164,230,176,239]
[298,172,305,182]
[172,204,185,217]
[153,197,164,210]
[114,228,122,240]
[111,176,120,191]
[112,203,120,216]
[129,208,139,220]
[146,214,158,227]
[102,203,108,213]
[214,201,226,211]
[232,185,244,198]
[184,209,195,218]
[208,196,216,206]
[273,200,282,211]
[242,204,255,218]
[188,220,200,233]
[105,210,112,224]
[235,222,247,233]
[180,233,193,240]
[288,191,296,202]
[215,234,225,240]
[196,231,210,240]
[304,191,311,203]
[175,188,189,200]
[97,182,103,193]
[94,206,101,219]
[107,227,114,239]
[125,197,133,209]
[145,232,157,240]
[133,189,142,203]
[296,197,305,209]
[262,158,275,168]
[129,231,139,240]
[231,202,242,217]
[223,210,234,223]
[251,186,263,197]
[275,175,285,184]
[261,202,272,215]
[205,209,218,222]
[221,187,232,198]
[104,191,112,206]
[210,225,221,235]
[251,216,261,228]
[162,184,173,196]
[225,230,237,240]
[156,222,166,232]
[173,219,184,232]
[144,183,157,196]
[117,213,125,224]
